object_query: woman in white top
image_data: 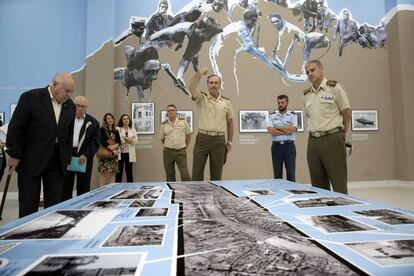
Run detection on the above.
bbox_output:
[116,114,137,182]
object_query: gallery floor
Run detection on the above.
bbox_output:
[1,180,413,226]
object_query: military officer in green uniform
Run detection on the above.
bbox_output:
[160,104,192,182]
[304,59,351,194]
[189,67,234,181]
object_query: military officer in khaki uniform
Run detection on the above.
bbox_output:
[189,67,234,181]
[160,104,192,182]
[304,59,351,194]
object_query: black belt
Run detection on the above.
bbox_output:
[272,140,294,145]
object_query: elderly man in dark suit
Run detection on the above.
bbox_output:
[6,72,76,218]
[61,96,100,201]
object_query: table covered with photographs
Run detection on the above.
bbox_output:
[0,180,413,275]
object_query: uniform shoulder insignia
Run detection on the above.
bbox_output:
[303,87,311,95]
[178,118,185,121]
[326,80,337,87]
[270,111,276,115]
[290,110,296,114]
[221,95,230,100]
[201,91,207,96]
[162,120,168,125]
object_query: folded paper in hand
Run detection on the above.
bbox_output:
[67,157,87,173]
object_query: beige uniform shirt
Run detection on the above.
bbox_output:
[304,78,350,132]
[159,118,191,149]
[193,91,234,133]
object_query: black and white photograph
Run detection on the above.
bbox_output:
[297,214,376,233]
[135,208,168,217]
[0,210,118,240]
[20,253,146,276]
[239,110,269,133]
[132,102,155,134]
[354,209,414,225]
[161,110,193,132]
[169,182,357,275]
[110,187,162,200]
[243,190,275,196]
[102,225,165,247]
[346,239,414,266]
[0,243,19,255]
[351,110,378,131]
[0,258,8,269]
[293,110,304,132]
[85,200,122,209]
[285,189,318,195]
[128,200,156,208]
[9,104,16,119]
[290,196,365,208]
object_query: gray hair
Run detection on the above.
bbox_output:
[305,59,323,69]
[50,72,73,86]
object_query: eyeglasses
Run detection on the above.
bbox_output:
[167,109,176,112]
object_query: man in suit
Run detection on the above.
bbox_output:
[6,72,76,218]
[61,96,100,201]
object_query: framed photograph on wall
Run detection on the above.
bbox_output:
[161,110,193,132]
[10,103,17,119]
[351,110,378,131]
[292,110,304,132]
[239,110,269,133]
[131,103,155,134]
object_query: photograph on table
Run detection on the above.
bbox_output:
[297,214,376,233]
[351,110,378,131]
[0,210,118,240]
[168,182,359,275]
[346,239,414,266]
[239,110,269,133]
[85,200,122,209]
[289,196,365,208]
[243,190,275,197]
[354,209,414,225]
[132,102,155,134]
[161,110,193,132]
[102,225,165,247]
[128,199,156,208]
[20,252,146,275]
[110,187,163,200]
[292,110,304,132]
[135,208,168,217]
[285,189,317,195]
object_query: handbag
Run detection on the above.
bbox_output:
[96,145,115,159]
[96,129,118,159]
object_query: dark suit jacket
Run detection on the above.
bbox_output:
[6,86,76,177]
[76,113,100,159]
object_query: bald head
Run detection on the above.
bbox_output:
[50,72,75,104]
[74,95,88,119]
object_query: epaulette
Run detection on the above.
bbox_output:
[303,87,311,95]
[178,118,185,121]
[162,120,168,125]
[290,110,296,114]
[221,95,230,100]
[201,91,207,96]
[326,80,337,87]
[270,111,276,115]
